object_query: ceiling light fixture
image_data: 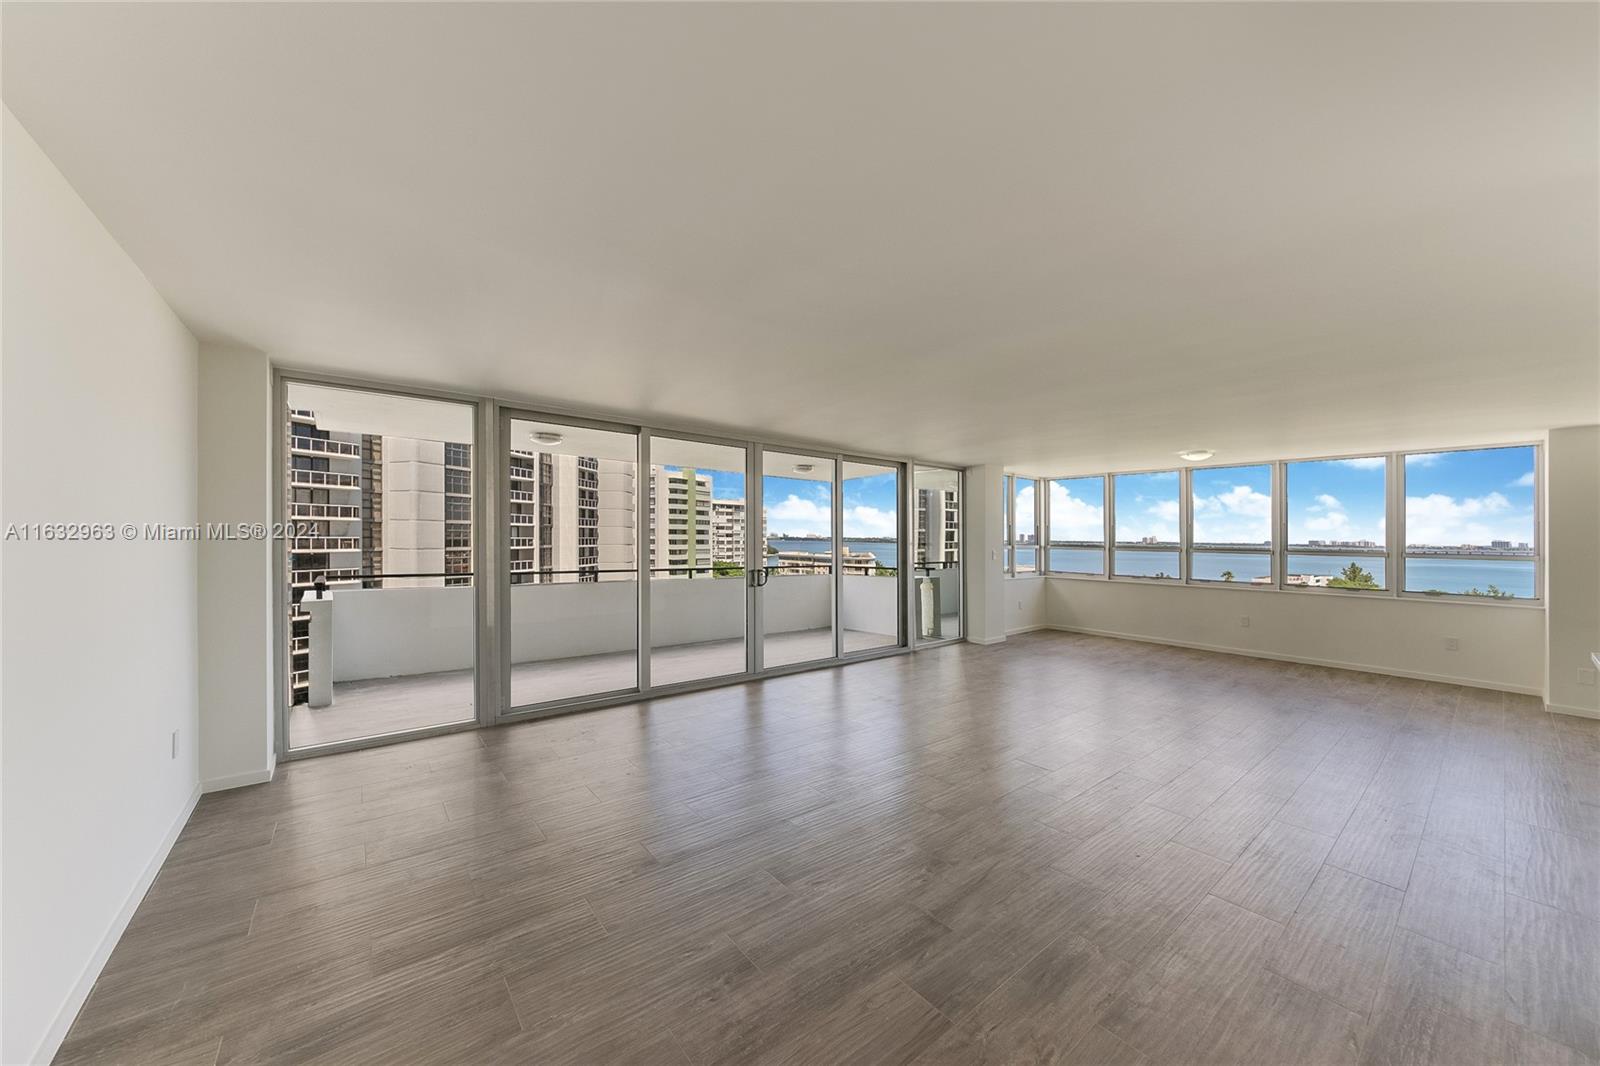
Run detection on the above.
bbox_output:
[1177,449,1214,462]
[793,463,815,474]
[532,430,564,446]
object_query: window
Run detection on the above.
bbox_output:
[1048,476,1105,575]
[1190,464,1272,584]
[445,496,471,522]
[1402,445,1537,599]
[1001,474,1013,572]
[444,441,471,468]
[1013,477,1039,574]
[1112,471,1180,579]
[1285,457,1387,590]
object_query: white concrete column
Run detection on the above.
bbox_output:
[964,464,1008,645]
[304,594,333,708]
[197,344,277,789]
[1545,425,1600,719]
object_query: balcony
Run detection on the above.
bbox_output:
[288,536,361,552]
[289,469,361,490]
[284,566,920,749]
[289,436,361,458]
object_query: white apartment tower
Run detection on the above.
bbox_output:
[915,486,960,566]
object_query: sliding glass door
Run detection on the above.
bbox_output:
[504,414,639,710]
[282,378,934,754]
[759,450,839,669]
[646,435,752,688]
[840,460,901,654]
[282,381,478,751]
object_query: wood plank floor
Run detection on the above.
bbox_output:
[58,632,1600,1065]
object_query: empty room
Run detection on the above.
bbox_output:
[3,2,1598,1064]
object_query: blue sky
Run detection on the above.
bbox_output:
[763,470,898,538]
[1403,445,1535,546]
[660,466,898,538]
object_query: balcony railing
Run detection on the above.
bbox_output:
[289,469,361,490]
[289,536,362,552]
[290,568,363,588]
[289,437,361,457]
[509,466,536,481]
[290,502,362,520]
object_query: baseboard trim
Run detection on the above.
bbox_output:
[33,781,202,1066]
[1006,623,1050,636]
[966,635,1007,646]
[202,753,276,793]
[1547,701,1600,721]
[1048,624,1544,696]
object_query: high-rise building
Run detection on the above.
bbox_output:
[648,466,712,575]
[712,497,746,565]
[915,486,960,565]
[508,450,636,584]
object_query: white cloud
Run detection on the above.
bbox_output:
[844,504,896,538]
[1405,452,1444,468]
[1193,483,1271,543]
[1338,457,1387,470]
[1014,482,1036,527]
[1048,480,1104,541]
[1405,491,1528,546]
[1511,471,1535,488]
[767,494,831,538]
[1313,494,1342,511]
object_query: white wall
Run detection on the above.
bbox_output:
[965,464,1008,644]
[1546,425,1600,717]
[1006,576,1048,634]
[1,109,201,1065]
[1046,578,1546,694]
[198,345,276,788]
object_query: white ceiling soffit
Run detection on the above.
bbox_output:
[4,3,1596,473]
[508,418,637,464]
[287,382,472,444]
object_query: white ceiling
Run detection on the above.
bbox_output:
[4,3,1596,473]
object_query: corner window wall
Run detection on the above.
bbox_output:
[1012,477,1040,574]
[1036,442,1540,605]
[1402,445,1537,599]
[1112,471,1181,580]
[1190,464,1273,585]
[1047,476,1105,575]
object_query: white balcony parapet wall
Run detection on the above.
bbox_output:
[326,574,900,683]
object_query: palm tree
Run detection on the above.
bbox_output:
[1220,570,1235,582]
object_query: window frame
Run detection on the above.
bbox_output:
[1279,452,1393,596]
[1187,461,1276,589]
[1009,475,1042,576]
[1397,442,1542,603]
[1108,468,1184,583]
[1045,474,1108,577]
[1039,441,1541,607]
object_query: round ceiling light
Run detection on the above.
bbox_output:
[532,430,564,446]
[793,463,815,474]
[1177,449,1214,462]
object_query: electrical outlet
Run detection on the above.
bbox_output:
[170,730,180,759]
[1444,637,1460,652]
[1579,668,1598,687]
[1239,616,1250,628]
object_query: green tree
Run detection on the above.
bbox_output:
[1327,562,1378,590]
[1220,570,1235,582]
[712,560,744,579]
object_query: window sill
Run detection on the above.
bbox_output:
[1042,572,1543,608]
